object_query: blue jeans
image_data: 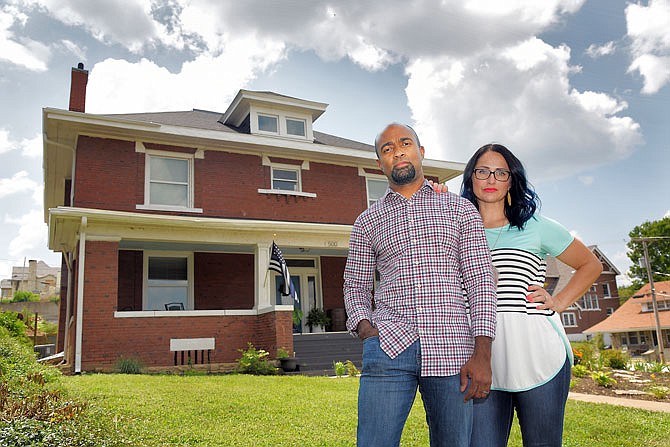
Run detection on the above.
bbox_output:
[470,356,571,447]
[357,337,472,447]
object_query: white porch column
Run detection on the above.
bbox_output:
[74,216,87,373]
[255,242,272,309]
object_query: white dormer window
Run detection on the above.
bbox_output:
[251,108,312,140]
[258,114,279,134]
[286,118,306,137]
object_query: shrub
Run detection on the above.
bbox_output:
[646,385,670,399]
[599,349,629,370]
[276,347,291,359]
[0,332,124,446]
[571,341,596,369]
[114,357,143,374]
[236,343,277,375]
[0,312,30,344]
[12,290,40,303]
[591,371,616,388]
[572,364,589,378]
[333,361,346,377]
[345,360,360,377]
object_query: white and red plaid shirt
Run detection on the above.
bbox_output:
[344,181,496,376]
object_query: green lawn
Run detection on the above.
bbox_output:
[62,374,670,447]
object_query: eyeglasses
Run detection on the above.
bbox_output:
[473,168,511,182]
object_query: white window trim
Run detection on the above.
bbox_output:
[137,149,202,213]
[143,251,194,311]
[250,106,313,140]
[257,113,280,135]
[602,283,611,297]
[285,116,307,137]
[561,312,577,327]
[258,157,316,197]
[365,174,388,206]
[271,164,301,192]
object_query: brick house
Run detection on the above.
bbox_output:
[43,64,464,373]
[584,281,670,361]
[545,245,621,343]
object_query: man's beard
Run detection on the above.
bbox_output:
[391,163,416,185]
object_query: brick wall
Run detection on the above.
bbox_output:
[117,250,143,311]
[73,136,371,224]
[194,253,254,309]
[75,241,290,371]
[320,256,346,311]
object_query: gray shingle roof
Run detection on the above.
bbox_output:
[104,110,376,153]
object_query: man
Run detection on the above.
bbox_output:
[344,123,496,447]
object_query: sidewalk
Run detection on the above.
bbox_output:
[569,392,670,413]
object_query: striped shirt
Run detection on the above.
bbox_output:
[485,214,575,391]
[344,181,497,376]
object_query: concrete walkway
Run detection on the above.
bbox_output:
[569,392,670,413]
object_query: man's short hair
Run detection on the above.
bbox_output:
[374,123,421,158]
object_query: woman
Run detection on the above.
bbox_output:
[460,144,602,446]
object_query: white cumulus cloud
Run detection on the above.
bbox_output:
[626,0,670,94]
[0,4,49,71]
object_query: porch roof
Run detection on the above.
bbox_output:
[48,206,353,254]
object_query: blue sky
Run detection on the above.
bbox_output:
[1,0,668,285]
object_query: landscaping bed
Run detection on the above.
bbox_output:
[571,367,670,402]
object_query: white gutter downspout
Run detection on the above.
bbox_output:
[74,216,87,374]
[61,251,73,364]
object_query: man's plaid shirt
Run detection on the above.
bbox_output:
[344,181,496,376]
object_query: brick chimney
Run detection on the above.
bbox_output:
[69,62,88,112]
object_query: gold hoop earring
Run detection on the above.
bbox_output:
[507,191,512,206]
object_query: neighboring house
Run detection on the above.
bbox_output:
[43,64,465,373]
[585,281,670,361]
[545,245,621,342]
[0,259,60,299]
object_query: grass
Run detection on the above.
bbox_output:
[61,374,670,447]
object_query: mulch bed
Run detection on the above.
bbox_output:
[570,368,670,402]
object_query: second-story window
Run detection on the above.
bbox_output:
[149,155,190,207]
[602,283,611,297]
[272,167,300,191]
[366,177,388,206]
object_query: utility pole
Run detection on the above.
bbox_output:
[632,237,667,364]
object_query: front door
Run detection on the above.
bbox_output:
[273,260,320,333]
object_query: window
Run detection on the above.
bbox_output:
[562,313,576,327]
[366,178,388,206]
[149,155,189,207]
[606,307,614,316]
[138,150,202,213]
[602,283,611,297]
[272,167,299,191]
[258,114,279,133]
[629,332,639,345]
[286,118,306,137]
[578,293,599,310]
[145,254,192,311]
[642,300,670,312]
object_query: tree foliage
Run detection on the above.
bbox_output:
[626,216,670,284]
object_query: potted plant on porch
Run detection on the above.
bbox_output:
[276,347,298,372]
[306,308,331,333]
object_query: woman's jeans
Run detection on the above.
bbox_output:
[470,356,572,447]
[357,337,472,447]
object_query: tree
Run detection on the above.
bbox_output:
[626,216,670,284]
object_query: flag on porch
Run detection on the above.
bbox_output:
[269,241,291,296]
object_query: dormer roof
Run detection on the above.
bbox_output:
[219,90,328,128]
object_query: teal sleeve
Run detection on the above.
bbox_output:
[537,214,574,257]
